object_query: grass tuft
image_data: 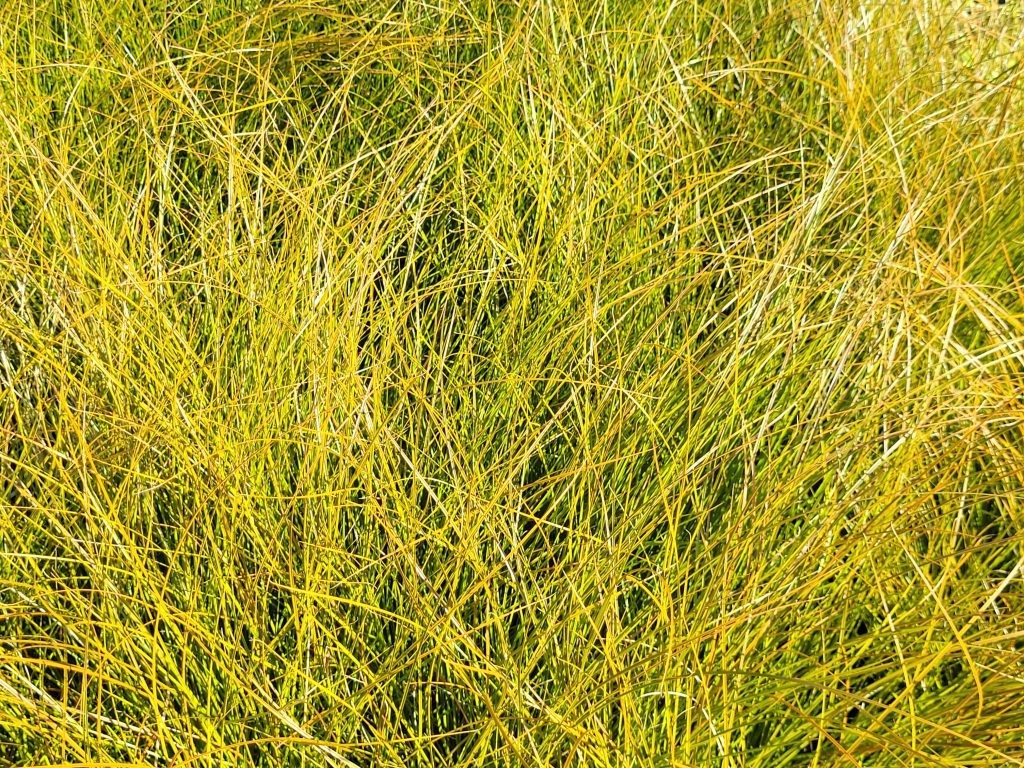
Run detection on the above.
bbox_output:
[2,0,1024,765]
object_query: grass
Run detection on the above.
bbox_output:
[1,0,1024,765]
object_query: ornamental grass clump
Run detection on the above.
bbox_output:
[2,0,1024,766]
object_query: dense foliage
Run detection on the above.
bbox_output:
[2,1,1024,765]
